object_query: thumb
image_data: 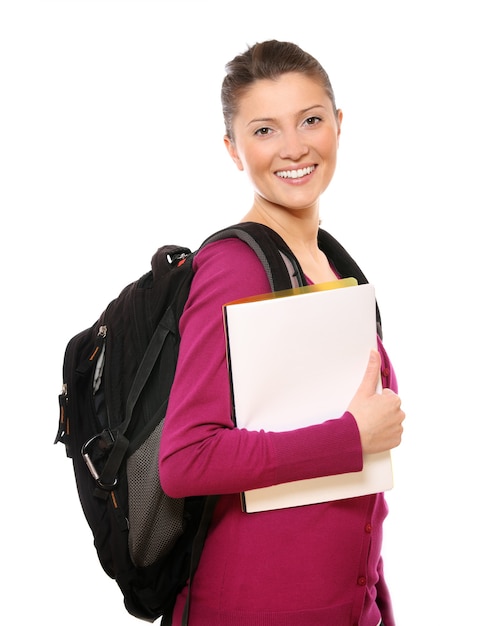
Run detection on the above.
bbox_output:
[357,349,381,397]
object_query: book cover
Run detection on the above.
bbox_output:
[223,280,393,513]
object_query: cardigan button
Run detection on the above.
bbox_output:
[365,523,372,533]
[357,576,367,586]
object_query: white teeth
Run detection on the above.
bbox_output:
[276,166,315,179]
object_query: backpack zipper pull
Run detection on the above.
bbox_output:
[75,325,107,375]
[54,383,70,450]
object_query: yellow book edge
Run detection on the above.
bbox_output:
[223,276,358,308]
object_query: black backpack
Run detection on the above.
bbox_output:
[55,222,380,625]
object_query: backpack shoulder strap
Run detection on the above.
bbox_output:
[318,228,382,338]
[202,222,382,338]
[200,222,306,291]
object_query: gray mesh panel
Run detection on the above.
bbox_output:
[127,417,185,567]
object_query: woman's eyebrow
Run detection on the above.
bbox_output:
[246,105,327,127]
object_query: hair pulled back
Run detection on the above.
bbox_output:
[221,40,338,141]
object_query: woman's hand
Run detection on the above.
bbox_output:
[348,350,405,455]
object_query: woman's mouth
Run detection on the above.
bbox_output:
[275,165,316,179]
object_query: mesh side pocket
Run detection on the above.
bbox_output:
[127,417,185,568]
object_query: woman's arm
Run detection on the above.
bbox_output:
[159,238,366,498]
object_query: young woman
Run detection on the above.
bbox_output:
[159,40,405,626]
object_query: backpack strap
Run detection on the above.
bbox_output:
[202,222,382,338]
[201,222,306,291]
[317,229,382,339]
[180,494,219,626]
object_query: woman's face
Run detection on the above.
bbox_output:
[225,72,342,213]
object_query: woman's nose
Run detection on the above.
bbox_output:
[279,130,309,160]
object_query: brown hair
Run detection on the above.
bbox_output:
[221,40,338,141]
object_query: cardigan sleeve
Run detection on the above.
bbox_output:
[159,238,367,498]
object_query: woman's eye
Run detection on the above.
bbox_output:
[305,116,322,126]
[254,127,272,136]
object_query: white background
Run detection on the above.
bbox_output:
[1,1,493,624]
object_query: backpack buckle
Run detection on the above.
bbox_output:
[81,430,118,488]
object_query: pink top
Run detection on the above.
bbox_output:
[159,237,397,626]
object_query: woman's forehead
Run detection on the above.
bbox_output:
[235,73,331,118]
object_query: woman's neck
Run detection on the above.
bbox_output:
[241,199,320,252]
[241,200,339,284]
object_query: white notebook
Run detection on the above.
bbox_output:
[223,279,393,513]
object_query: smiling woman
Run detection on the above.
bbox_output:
[225,73,343,230]
[222,46,344,284]
[158,40,404,626]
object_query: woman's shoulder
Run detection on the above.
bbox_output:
[190,236,272,301]
[194,236,267,276]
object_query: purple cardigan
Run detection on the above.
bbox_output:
[159,238,397,626]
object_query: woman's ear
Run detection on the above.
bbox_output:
[224,135,244,171]
[336,109,343,142]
